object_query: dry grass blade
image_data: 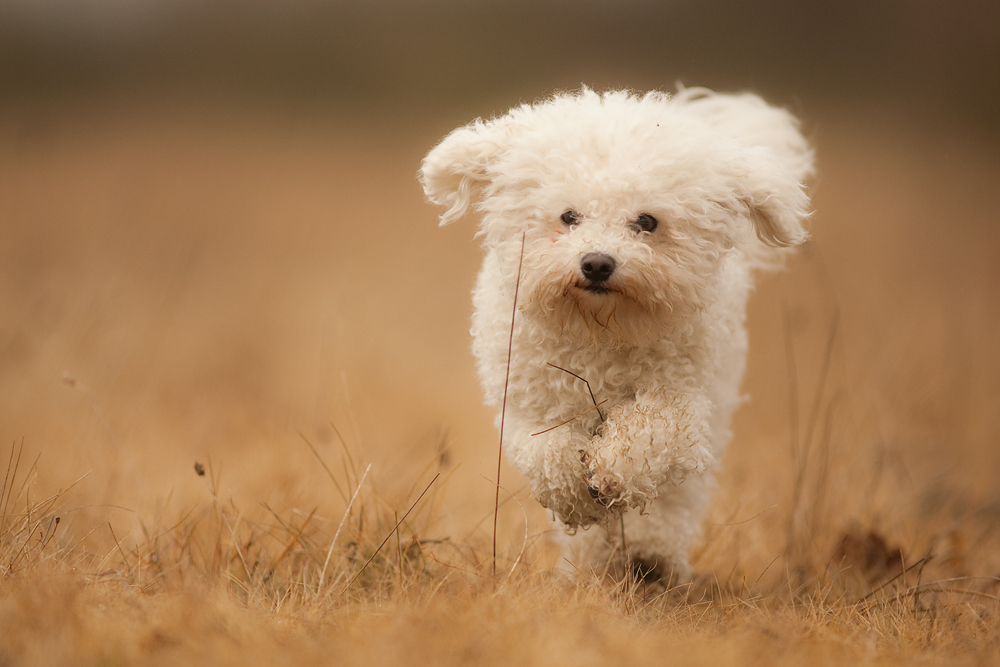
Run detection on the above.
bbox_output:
[530,400,610,436]
[860,555,934,603]
[546,363,605,422]
[792,309,840,526]
[320,463,371,587]
[347,472,440,588]
[5,467,90,575]
[38,516,60,552]
[710,505,778,526]
[502,488,530,582]
[222,512,252,582]
[1,441,25,549]
[329,421,359,492]
[266,505,317,571]
[298,429,349,505]
[463,481,530,541]
[107,522,132,574]
[1,440,25,532]
[781,301,800,556]
[784,305,840,577]
[495,232,526,579]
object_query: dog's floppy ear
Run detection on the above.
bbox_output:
[736,154,812,247]
[678,89,813,247]
[420,118,509,226]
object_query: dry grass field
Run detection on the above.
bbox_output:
[1,93,999,665]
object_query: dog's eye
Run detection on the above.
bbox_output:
[560,210,581,226]
[634,213,658,233]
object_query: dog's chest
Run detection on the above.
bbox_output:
[509,343,676,426]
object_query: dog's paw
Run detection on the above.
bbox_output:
[581,447,648,514]
[585,469,626,509]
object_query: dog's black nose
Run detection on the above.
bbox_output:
[581,252,616,283]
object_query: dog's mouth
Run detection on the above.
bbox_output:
[573,280,616,296]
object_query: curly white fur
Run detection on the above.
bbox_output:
[421,87,813,582]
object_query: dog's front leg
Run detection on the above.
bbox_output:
[504,422,611,528]
[583,389,715,513]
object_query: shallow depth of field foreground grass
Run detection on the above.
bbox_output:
[1,97,999,666]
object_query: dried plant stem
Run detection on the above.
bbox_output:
[347,472,440,588]
[320,463,371,587]
[530,400,609,436]
[782,301,801,560]
[298,429,349,505]
[786,308,840,575]
[222,512,251,581]
[546,363,605,422]
[796,309,840,503]
[495,233,526,579]
[619,514,628,560]
[1,440,25,528]
[267,505,316,571]
[860,555,934,603]
[500,485,530,583]
[108,522,132,574]
[394,510,403,591]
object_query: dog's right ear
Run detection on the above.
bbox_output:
[675,89,814,185]
[676,89,814,248]
[420,118,507,226]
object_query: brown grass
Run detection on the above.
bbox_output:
[1,95,998,665]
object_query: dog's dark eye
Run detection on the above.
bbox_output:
[560,210,581,226]
[634,213,658,233]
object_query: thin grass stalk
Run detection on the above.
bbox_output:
[347,472,440,588]
[494,232,526,579]
[320,463,371,587]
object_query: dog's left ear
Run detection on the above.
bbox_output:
[420,117,509,226]
[736,152,812,247]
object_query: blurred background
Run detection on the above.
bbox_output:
[2,0,999,123]
[1,0,998,565]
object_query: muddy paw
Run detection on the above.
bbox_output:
[585,471,624,508]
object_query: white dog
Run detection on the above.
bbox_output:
[420,87,813,583]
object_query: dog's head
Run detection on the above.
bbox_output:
[421,88,813,346]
